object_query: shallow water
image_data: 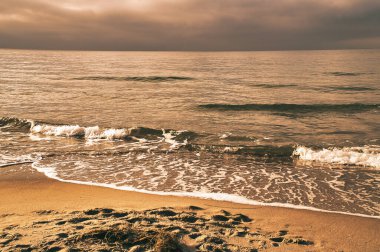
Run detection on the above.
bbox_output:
[0,49,379,217]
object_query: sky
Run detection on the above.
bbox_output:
[0,0,379,51]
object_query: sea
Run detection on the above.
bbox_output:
[0,49,379,218]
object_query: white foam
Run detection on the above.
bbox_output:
[223,146,242,153]
[29,134,53,141]
[100,128,127,140]
[84,126,101,138]
[31,160,380,219]
[293,145,380,169]
[31,124,85,137]
[220,132,232,139]
[31,124,127,140]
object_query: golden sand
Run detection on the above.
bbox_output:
[0,165,379,251]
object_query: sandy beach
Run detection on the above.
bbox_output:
[0,164,378,251]
[1,0,380,250]
[1,1,380,250]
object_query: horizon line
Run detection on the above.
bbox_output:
[1,48,379,53]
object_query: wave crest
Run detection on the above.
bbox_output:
[293,146,380,169]
[0,117,32,132]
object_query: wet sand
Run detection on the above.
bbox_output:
[0,165,379,251]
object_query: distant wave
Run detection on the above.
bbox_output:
[251,83,298,89]
[326,86,376,92]
[250,83,377,93]
[293,146,380,169]
[219,133,257,142]
[198,103,379,113]
[73,76,194,82]
[328,72,364,77]
[321,130,363,135]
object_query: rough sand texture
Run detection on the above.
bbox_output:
[1,207,313,251]
[0,165,379,251]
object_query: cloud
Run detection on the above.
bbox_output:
[0,0,379,50]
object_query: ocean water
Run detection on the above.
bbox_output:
[0,49,379,217]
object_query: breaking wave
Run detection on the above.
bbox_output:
[0,117,195,143]
[198,103,379,113]
[1,117,379,168]
[0,117,32,132]
[31,124,130,140]
[293,146,380,169]
[29,124,197,147]
[73,76,194,82]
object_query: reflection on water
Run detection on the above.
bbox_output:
[0,49,379,217]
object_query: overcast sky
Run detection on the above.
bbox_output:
[0,0,379,51]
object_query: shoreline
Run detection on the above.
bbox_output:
[32,161,380,220]
[1,165,379,251]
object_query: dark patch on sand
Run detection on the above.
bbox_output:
[0,207,313,251]
[34,210,58,215]
[188,206,204,211]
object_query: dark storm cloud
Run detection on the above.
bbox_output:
[0,0,379,50]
